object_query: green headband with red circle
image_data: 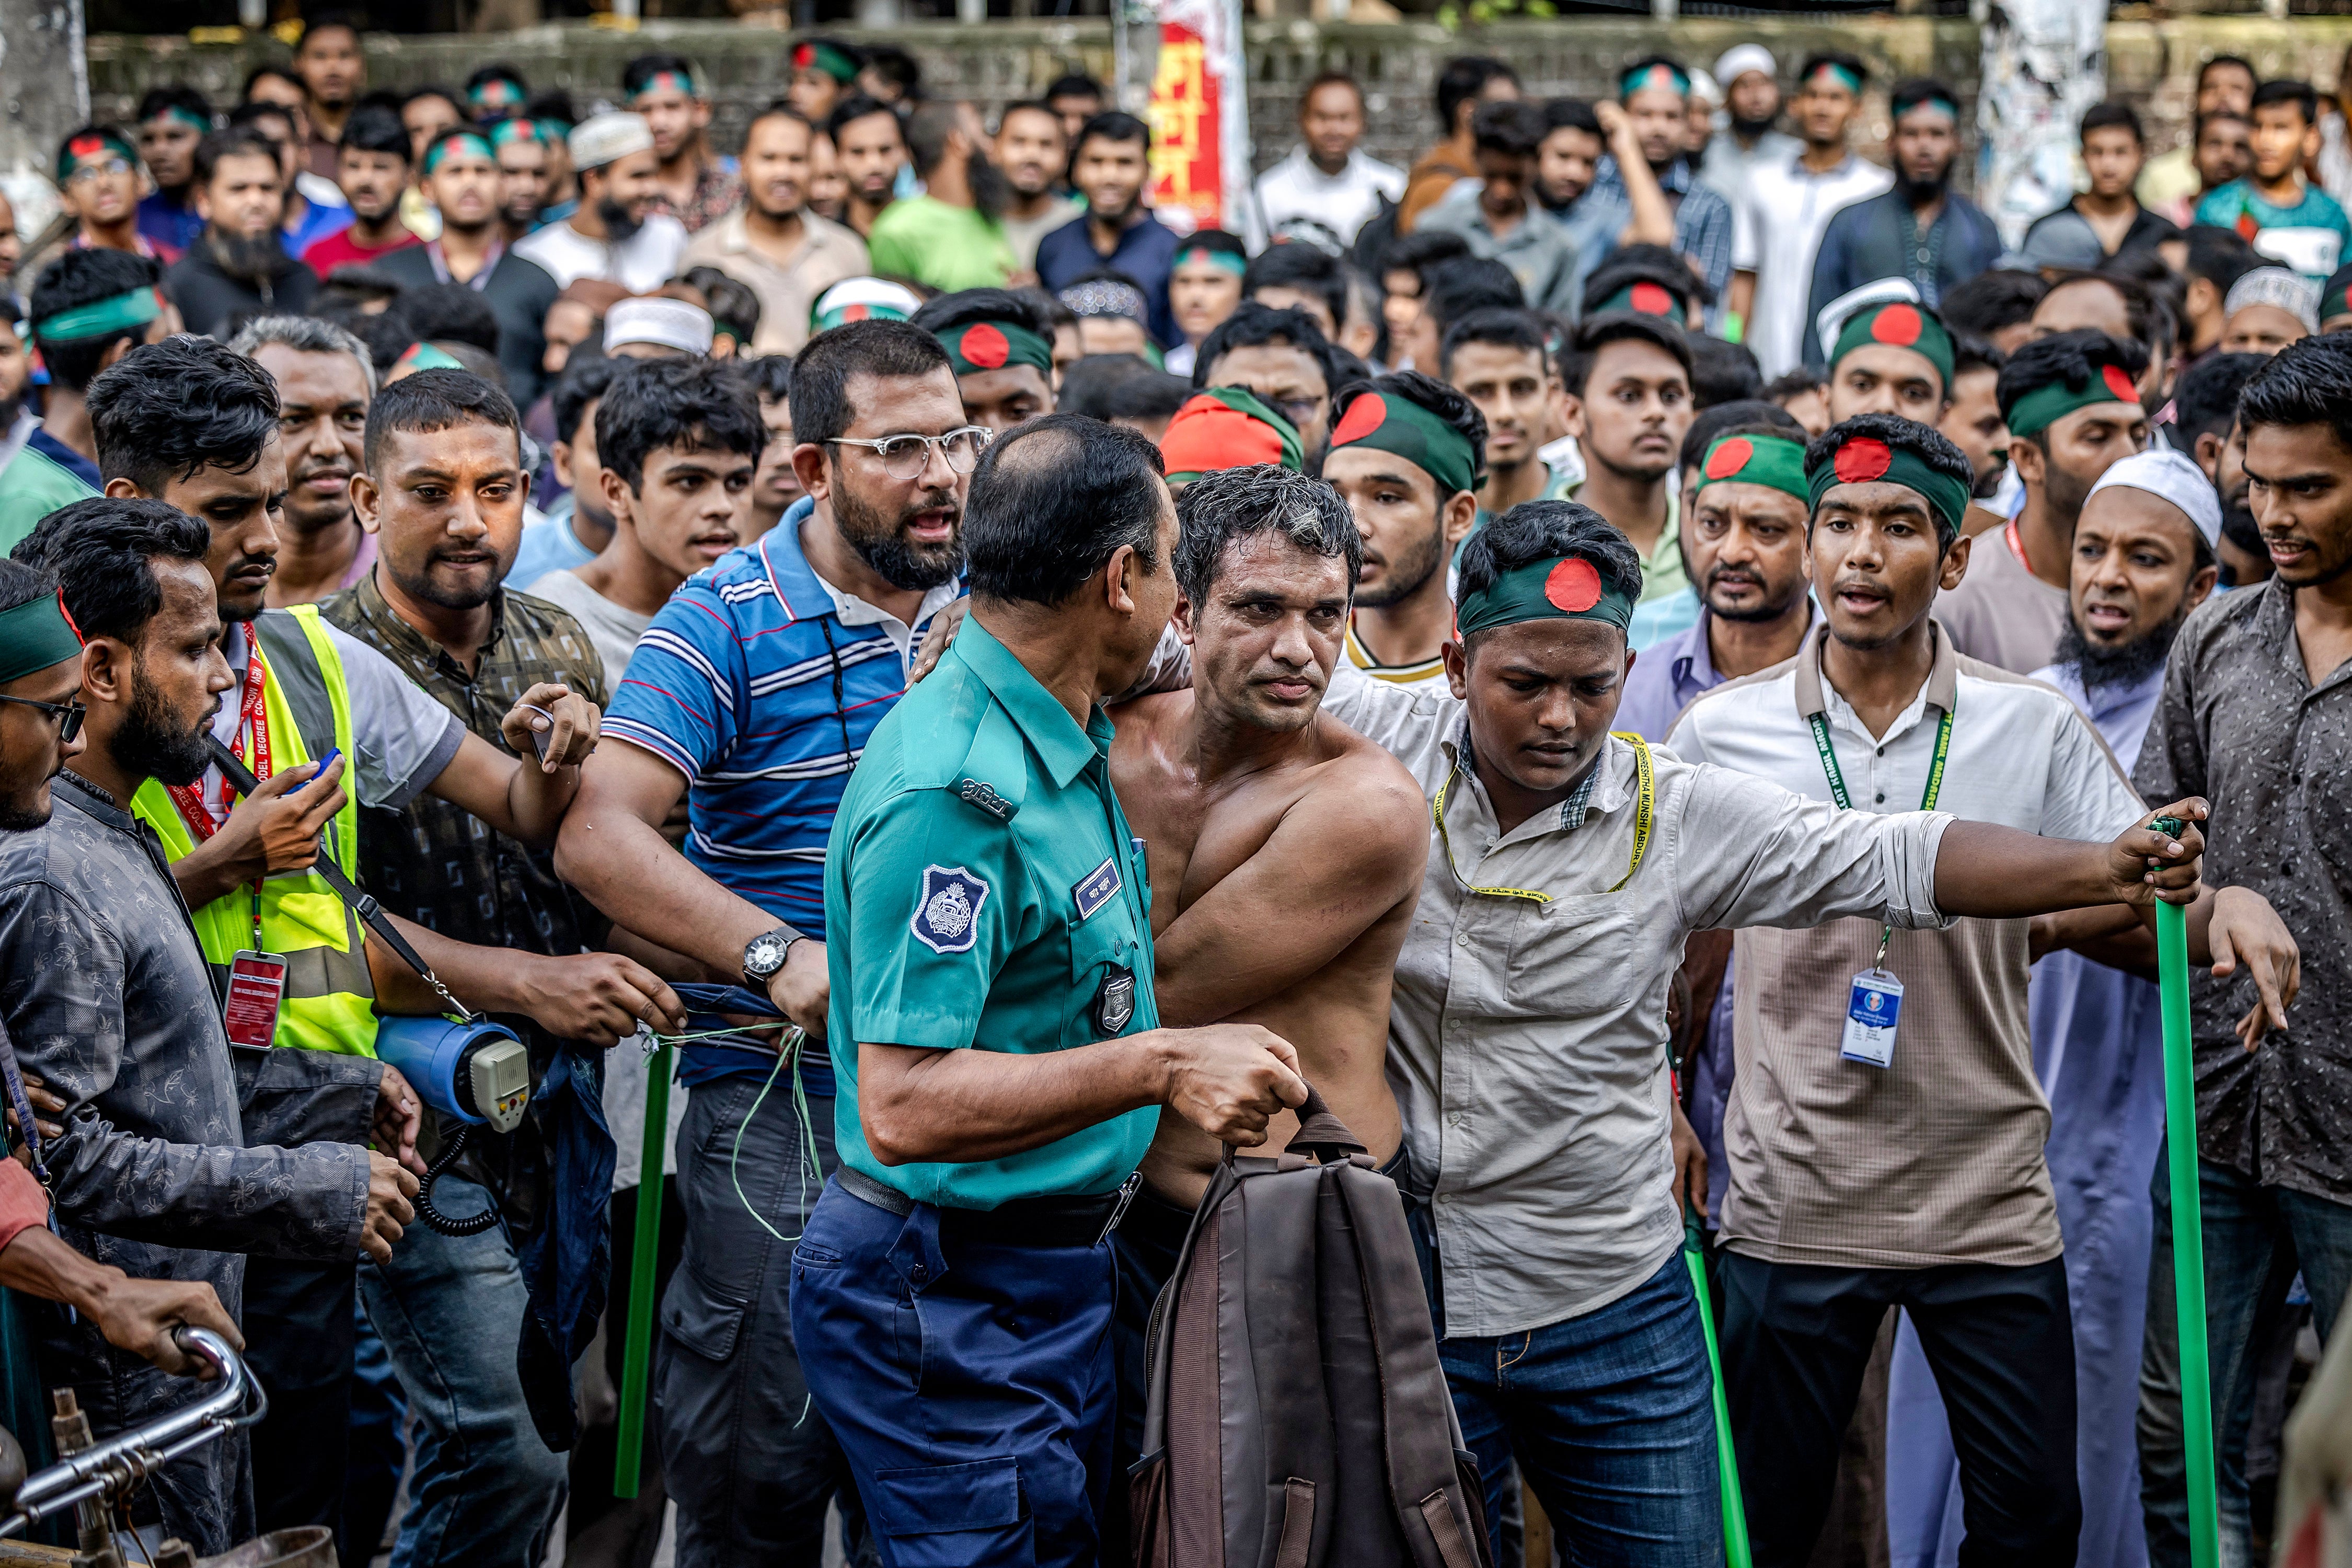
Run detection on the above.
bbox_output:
[1696,432,1809,504]
[423,129,496,174]
[631,68,700,102]
[2002,359,2142,439]
[1456,554,1638,638]
[793,42,860,84]
[56,128,138,186]
[937,319,1054,379]
[1595,279,1685,320]
[1329,387,1480,500]
[1160,387,1304,481]
[1830,301,1954,393]
[1805,430,1970,541]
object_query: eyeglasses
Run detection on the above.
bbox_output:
[0,695,85,743]
[826,426,991,482]
[65,158,133,186]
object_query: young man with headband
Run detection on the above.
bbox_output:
[1314,489,2230,1566]
[1586,57,1736,319]
[1156,386,1305,487]
[1668,412,2291,1568]
[51,125,169,266]
[135,87,215,255]
[626,53,741,234]
[910,287,1060,433]
[1823,296,1955,427]
[1322,370,1486,688]
[1165,228,1246,376]
[786,38,863,126]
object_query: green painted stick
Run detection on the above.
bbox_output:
[614,1040,673,1500]
[2156,886,2220,1568]
[1685,1212,1752,1568]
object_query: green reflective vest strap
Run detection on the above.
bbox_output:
[131,605,379,1058]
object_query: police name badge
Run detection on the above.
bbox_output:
[1073,856,1121,920]
[1840,969,1904,1068]
[911,865,990,955]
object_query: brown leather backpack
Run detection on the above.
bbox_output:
[1127,1088,1491,1568]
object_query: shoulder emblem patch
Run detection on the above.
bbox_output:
[958,778,1014,821]
[912,864,991,955]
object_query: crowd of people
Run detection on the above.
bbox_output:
[0,15,2346,1568]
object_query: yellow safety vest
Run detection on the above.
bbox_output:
[133,604,379,1058]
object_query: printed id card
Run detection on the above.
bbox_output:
[224,950,290,1050]
[1840,969,1904,1068]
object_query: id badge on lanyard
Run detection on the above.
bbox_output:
[1840,969,1903,1067]
[224,949,290,1048]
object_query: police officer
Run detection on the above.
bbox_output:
[793,413,1309,1568]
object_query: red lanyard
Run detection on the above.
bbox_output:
[164,638,274,948]
[2004,517,2035,575]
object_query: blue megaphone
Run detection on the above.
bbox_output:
[374,1016,532,1133]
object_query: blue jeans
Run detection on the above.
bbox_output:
[1412,1206,1721,1568]
[2138,1148,2352,1568]
[360,1175,569,1568]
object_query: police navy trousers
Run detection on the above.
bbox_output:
[791,1175,1118,1568]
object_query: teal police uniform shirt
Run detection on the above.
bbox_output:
[823,615,1160,1210]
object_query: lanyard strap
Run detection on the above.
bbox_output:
[165,640,274,950]
[1808,703,1953,963]
[0,1013,50,1189]
[1432,732,1655,904]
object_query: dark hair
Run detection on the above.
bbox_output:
[739,353,793,404]
[10,497,214,648]
[193,127,282,188]
[1331,369,1488,493]
[1300,71,1364,110]
[524,87,576,128]
[2173,351,2267,449]
[2096,249,2186,361]
[390,281,500,355]
[338,101,410,160]
[1193,302,1340,394]
[241,64,303,102]
[1542,97,1602,137]
[402,85,466,121]
[1014,284,1078,333]
[1177,227,1248,261]
[2045,268,2169,362]
[1951,333,2006,382]
[1470,100,1547,159]
[2184,224,2261,293]
[2252,78,2320,125]
[1889,79,1961,120]
[682,267,764,345]
[996,98,1060,137]
[902,100,964,179]
[1805,412,1975,546]
[1996,329,2150,433]
[1173,463,1361,605]
[1436,57,1518,135]
[622,52,699,99]
[1439,307,1547,378]
[1243,243,1348,330]
[465,63,529,101]
[136,86,213,129]
[1795,52,1870,91]
[593,359,764,495]
[2080,101,2142,144]
[88,336,280,494]
[825,94,899,144]
[424,340,504,388]
[1044,72,1104,103]
[2199,55,2256,91]
[788,318,951,449]
[27,250,165,392]
[962,414,1165,605]
[1379,230,1472,288]
[1424,258,1526,340]
[1678,398,1804,477]
[1689,335,1764,409]
[226,101,297,155]
[1058,355,1191,422]
[1580,243,1712,317]
[551,357,620,447]
[1940,269,2048,338]
[0,558,55,617]
[362,367,521,474]
[1455,499,1641,645]
[909,286,1053,344]
[1071,110,1151,164]
[2238,333,2352,452]
[1762,366,1825,405]
[861,44,923,100]
[1559,312,1693,397]
[297,11,365,48]
[746,101,816,143]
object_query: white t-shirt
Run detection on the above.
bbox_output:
[524,569,654,691]
[207,618,466,812]
[1736,151,1894,379]
[1255,144,1407,249]
[513,213,691,293]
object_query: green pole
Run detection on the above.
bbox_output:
[1685,1212,1752,1568]
[614,1040,673,1500]
[2156,884,2221,1568]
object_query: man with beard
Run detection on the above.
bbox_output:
[870,101,1019,291]
[0,249,173,552]
[826,95,907,243]
[681,105,867,357]
[3,495,417,1555]
[161,127,320,338]
[224,100,352,267]
[490,116,555,241]
[375,128,562,406]
[1323,370,1486,687]
[624,53,740,235]
[554,320,973,1566]
[912,288,1057,432]
[1939,330,2151,672]
[1697,46,1801,203]
[298,102,418,275]
[514,112,688,295]
[994,100,1081,274]
[229,316,376,606]
[1883,445,2222,1568]
[1165,228,1246,375]
[293,14,364,179]
[1584,59,1737,321]
[1804,81,2003,363]
[136,86,214,256]
[1038,113,1183,349]
[2175,349,2273,587]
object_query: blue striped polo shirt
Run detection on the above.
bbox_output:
[604,512,962,1084]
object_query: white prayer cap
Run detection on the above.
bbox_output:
[605,297,716,356]
[1714,45,1778,88]
[569,111,654,173]
[2222,267,2320,332]
[1689,68,1723,108]
[2085,447,2223,549]
[809,276,925,332]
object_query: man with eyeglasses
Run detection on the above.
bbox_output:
[554,319,979,1565]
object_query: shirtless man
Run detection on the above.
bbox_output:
[1101,462,1429,1540]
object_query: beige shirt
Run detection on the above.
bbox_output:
[1322,664,1953,1336]
[1668,623,2146,1270]
[1934,522,2070,675]
[679,207,870,356]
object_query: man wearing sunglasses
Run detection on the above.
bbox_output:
[556,318,978,1565]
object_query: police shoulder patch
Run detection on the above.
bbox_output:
[912,864,991,955]
[957,777,1016,821]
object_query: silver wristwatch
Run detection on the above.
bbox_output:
[741,926,802,991]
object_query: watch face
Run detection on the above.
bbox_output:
[747,935,786,975]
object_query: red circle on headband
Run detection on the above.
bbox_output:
[1545,558,1604,614]
[1833,437,1893,485]
[961,322,1010,370]
[1872,304,1923,347]
[1332,392,1388,446]
[1631,281,1675,316]
[793,42,814,66]
[2101,363,2138,403]
[1704,437,1753,481]
[843,304,872,322]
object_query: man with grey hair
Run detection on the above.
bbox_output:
[229,315,378,606]
[1101,462,1432,1527]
